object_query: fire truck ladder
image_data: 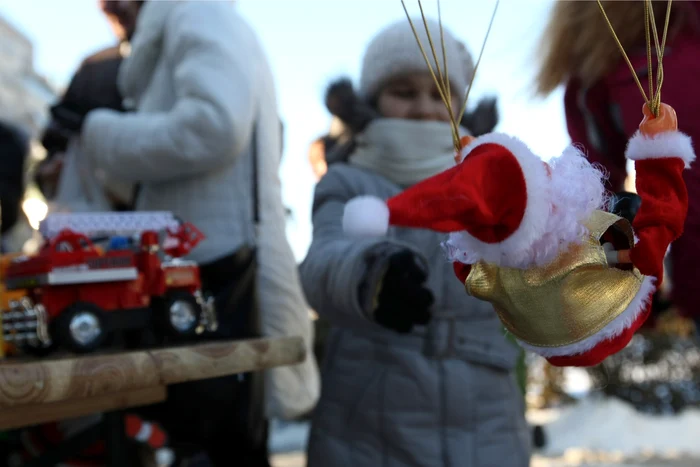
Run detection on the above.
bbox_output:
[39,211,182,240]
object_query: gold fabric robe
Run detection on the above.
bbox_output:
[465,210,646,349]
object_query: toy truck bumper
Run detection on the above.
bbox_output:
[2,297,52,348]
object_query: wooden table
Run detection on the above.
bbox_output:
[0,336,306,465]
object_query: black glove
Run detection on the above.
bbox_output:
[372,250,434,333]
[610,191,642,224]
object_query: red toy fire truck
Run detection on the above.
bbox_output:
[1,212,218,354]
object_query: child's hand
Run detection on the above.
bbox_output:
[373,250,434,333]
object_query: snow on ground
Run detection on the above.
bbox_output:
[269,395,700,467]
[531,452,700,467]
[534,396,700,458]
[271,451,700,467]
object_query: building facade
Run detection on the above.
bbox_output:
[0,15,58,253]
[0,15,57,137]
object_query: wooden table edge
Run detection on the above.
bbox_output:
[0,335,306,410]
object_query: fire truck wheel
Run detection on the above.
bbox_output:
[161,291,202,337]
[55,303,107,353]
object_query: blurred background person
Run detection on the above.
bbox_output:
[73,1,318,465]
[300,18,529,467]
[308,117,347,182]
[36,0,137,213]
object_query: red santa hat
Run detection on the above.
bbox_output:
[343,132,606,269]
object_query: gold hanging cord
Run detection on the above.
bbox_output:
[596,0,673,117]
[400,0,500,153]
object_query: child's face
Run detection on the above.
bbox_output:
[376,73,461,123]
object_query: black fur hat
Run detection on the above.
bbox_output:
[324,78,378,135]
[461,97,499,138]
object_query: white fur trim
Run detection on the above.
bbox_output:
[518,275,656,358]
[342,195,390,237]
[625,130,695,168]
[447,133,552,267]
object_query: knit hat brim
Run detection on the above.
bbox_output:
[358,17,474,101]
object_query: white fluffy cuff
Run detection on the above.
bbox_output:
[342,195,390,237]
[626,130,695,168]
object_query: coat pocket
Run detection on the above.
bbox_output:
[309,335,388,467]
[345,366,387,428]
[472,366,531,467]
[347,366,388,467]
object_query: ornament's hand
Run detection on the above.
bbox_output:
[454,135,475,164]
[640,103,678,137]
[603,242,632,264]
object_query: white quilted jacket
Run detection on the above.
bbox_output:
[79,0,319,420]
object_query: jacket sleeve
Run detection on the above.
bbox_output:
[81,2,255,183]
[626,128,694,282]
[299,168,423,331]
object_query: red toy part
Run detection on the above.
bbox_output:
[14,414,172,467]
[164,222,206,258]
[2,212,214,354]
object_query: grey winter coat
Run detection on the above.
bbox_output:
[300,163,531,467]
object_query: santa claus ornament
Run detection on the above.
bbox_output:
[343,0,695,367]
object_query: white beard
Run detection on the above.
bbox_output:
[526,145,609,266]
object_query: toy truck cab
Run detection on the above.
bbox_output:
[1,212,217,354]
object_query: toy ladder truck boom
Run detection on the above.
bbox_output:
[39,211,181,238]
[39,211,203,258]
[1,212,217,354]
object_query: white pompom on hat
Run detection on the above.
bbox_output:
[358,17,474,101]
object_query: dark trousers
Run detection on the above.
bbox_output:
[138,248,269,466]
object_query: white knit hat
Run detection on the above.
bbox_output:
[358,18,474,101]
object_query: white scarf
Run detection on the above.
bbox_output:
[348,119,463,187]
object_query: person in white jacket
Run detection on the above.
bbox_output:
[36,0,138,215]
[77,1,319,465]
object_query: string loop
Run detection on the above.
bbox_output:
[596,0,673,117]
[401,0,500,153]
